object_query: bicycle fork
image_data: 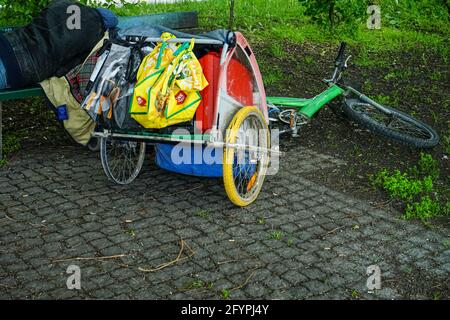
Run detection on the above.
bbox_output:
[345,86,393,115]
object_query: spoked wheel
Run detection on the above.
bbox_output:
[343,98,439,148]
[100,137,146,185]
[223,106,271,207]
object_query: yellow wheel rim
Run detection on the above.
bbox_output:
[223,106,270,207]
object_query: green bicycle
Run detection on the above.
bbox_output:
[267,42,440,148]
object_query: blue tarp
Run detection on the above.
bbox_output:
[155,144,223,178]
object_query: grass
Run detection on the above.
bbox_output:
[444,125,450,155]
[125,229,136,237]
[351,289,360,299]
[109,0,448,61]
[196,210,210,219]
[373,153,449,220]
[186,279,213,290]
[262,68,283,87]
[372,94,399,107]
[304,56,315,65]
[0,132,23,167]
[269,43,285,58]
[221,288,231,299]
[287,237,295,247]
[269,230,284,240]
[256,216,266,225]
[443,240,450,250]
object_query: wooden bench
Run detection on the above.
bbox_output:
[0,11,199,159]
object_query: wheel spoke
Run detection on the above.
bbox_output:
[230,114,268,200]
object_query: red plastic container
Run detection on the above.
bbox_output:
[197,52,220,133]
[197,52,254,133]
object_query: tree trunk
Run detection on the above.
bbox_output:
[329,0,336,28]
[229,0,236,30]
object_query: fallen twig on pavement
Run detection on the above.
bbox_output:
[322,226,345,238]
[230,269,258,292]
[138,239,195,273]
[217,259,238,265]
[52,254,128,263]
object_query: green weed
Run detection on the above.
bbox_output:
[304,56,314,65]
[404,196,448,220]
[196,210,210,219]
[262,68,283,87]
[256,216,266,225]
[269,230,284,240]
[0,133,23,167]
[373,153,448,220]
[187,279,213,290]
[269,43,285,58]
[351,289,360,299]
[126,229,136,237]
[221,288,231,299]
[287,237,295,247]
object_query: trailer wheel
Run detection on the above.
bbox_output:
[223,106,270,207]
[100,137,146,185]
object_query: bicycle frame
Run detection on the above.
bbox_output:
[268,42,350,120]
[267,84,344,118]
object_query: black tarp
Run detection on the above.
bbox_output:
[117,25,236,46]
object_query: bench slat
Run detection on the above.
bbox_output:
[0,87,45,101]
[1,11,199,34]
[117,11,199,30]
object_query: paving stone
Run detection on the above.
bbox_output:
[0,145,448,300]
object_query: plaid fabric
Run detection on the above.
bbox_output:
[65,52,100,103]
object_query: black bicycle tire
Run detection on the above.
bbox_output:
[342,98,440,148]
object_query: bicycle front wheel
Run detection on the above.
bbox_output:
[342,98,439,148]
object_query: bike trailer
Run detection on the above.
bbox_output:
[154,30,266,178]
[94,25,272,207]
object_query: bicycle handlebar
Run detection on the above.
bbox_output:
[325,42,349,84]
[335,42,347,65]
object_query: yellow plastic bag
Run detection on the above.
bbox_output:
[136,32,178,82]
[130,33,179,116]
[130,37,209,129]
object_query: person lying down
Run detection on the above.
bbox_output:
[0,0,118,90]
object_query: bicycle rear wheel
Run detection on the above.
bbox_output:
[342,98,439,148]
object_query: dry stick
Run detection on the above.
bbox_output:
[178,185,202,194]
[323,226,345,238]
[52,254,127,264]
[138,239,195,273]
[4,214,15,222]
[372,199,394,209]
[217,259,238,265]
[230,269,257,292]
[4,214,48,229]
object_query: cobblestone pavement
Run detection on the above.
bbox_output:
[0,142,449,300]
